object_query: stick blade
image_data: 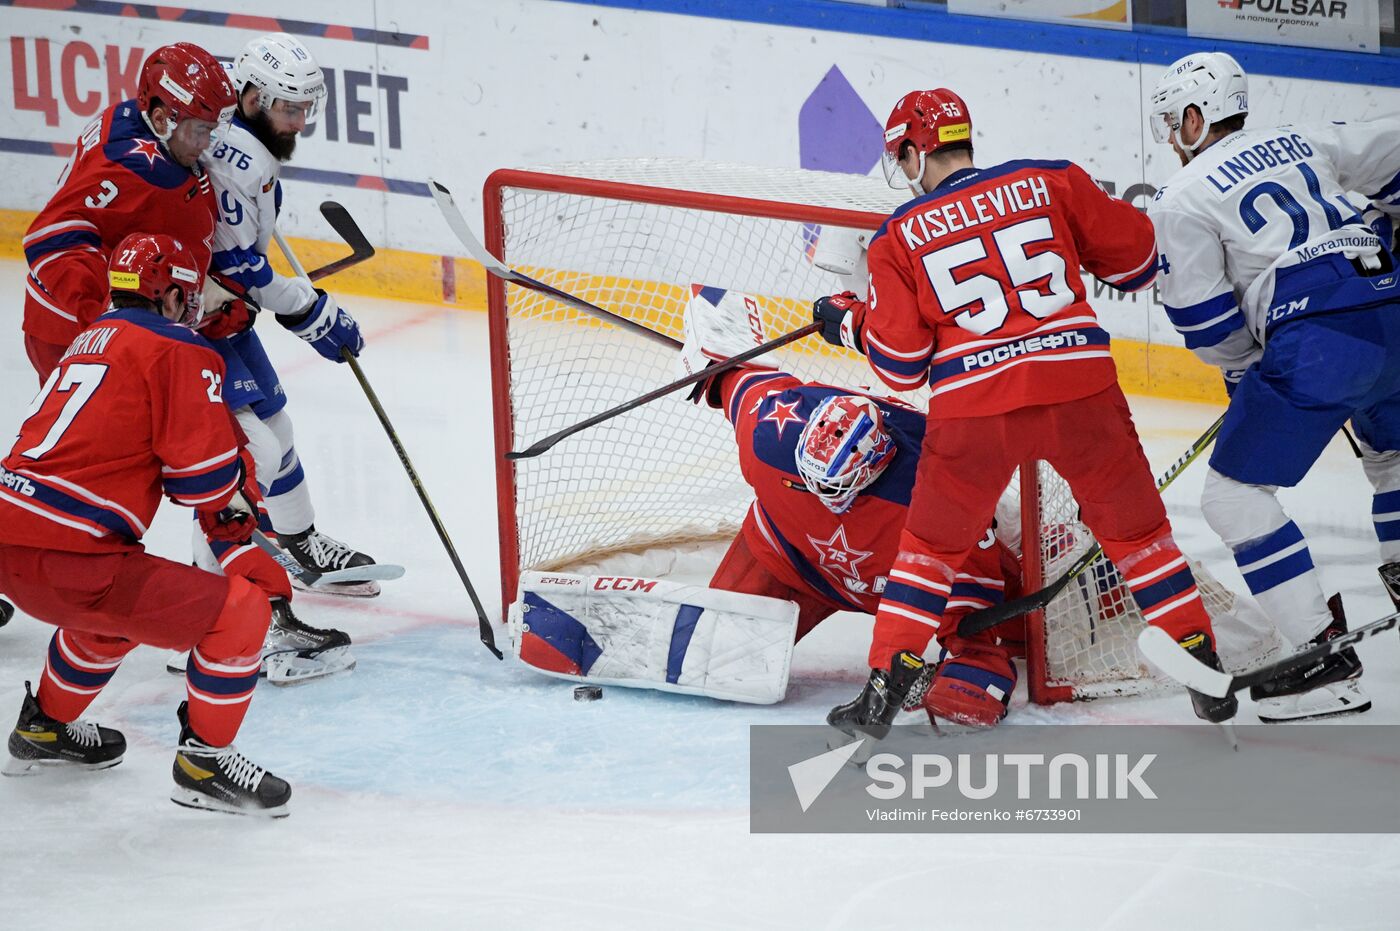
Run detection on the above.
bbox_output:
[320,201,375,259]
[1137,626,1234,697]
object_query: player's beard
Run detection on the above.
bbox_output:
[247,109,299,163]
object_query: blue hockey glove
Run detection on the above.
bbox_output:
[280,289,364,362]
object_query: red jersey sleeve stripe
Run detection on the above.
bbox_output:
[162,448,239,477]
[865,331,934,361]
[23,219,98,246]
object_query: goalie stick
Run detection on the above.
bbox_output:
[428,178,681,349]
[1140,609,1400,699]
[274,212,504,659]
[957,413,1226,637]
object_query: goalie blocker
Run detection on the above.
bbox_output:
[510,572,798,704]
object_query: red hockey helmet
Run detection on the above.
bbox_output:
[881,89,973,192]
[108,232,205,326]
[794,395,897,515]
[137,43,236,142]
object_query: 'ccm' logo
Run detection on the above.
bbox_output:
[593,577,658,592]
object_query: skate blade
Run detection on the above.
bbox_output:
[291,576,381,598]
[1256,680,1372,723]
[263,647,356,686]
[3,753,123,776]
[170,787,289,819]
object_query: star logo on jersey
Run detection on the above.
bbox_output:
[128,138,164,168]
[806,526,873,584]
[761,399,806,438]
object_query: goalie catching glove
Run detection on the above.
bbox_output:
[510,571,798,704]
[813,291,867,353]
[676,284,772,404]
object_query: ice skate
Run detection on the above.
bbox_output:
[1179,631,1239,723]
[1379,562,1400,611]
[170,702,290,817]
[262,597,355,685]
[1252,594,1370,722]
[283,525,381,597]
[4,681,125,775]
[827,651,929,742]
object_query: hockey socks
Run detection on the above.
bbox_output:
[867,543,955,670]
[184,577,270,746]
[1230,520,1333,645]
[1112,538,1212,642]
[36,629,133,724]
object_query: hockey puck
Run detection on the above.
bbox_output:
[574,685,603,702]
[0,599,12,629]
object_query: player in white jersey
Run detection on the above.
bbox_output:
[198,33,379,599]
[1147,51,1400,721]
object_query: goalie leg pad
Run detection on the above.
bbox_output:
[511,572,798,704]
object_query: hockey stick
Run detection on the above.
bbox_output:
[506,322,822,461]
[428,178,681,349]
[958,413,1226,637]
[274,216,504,659]
[1140,610,1400,699]
[311,201,376,282]
[250,529,404,587]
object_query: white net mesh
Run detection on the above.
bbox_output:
[1025,461,1240,701]
[494,160,907,580]
[489,158,1243,703]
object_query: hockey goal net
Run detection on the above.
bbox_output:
[485,158,1237,704]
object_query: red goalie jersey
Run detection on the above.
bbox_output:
[22,101,217,354]
[861,160,1158,415]
[0,308,242,555]
[705,367,1019,639]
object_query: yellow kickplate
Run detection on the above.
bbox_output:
[176,754,215,781]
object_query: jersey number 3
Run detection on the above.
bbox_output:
[920,217,1074,336]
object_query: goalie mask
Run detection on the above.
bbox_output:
[881,88,972,195]
[1149,52,1248,159]
[795,395,896,515]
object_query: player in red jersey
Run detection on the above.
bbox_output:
[681,286,1023,725]
[814,90,1231,730]
[0,234,292,816]
[20,43,235,382]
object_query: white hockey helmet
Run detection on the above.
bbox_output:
[232,33,326,122]
[1148,52,1248,156]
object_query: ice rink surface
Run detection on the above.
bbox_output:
[0,259,1396,928]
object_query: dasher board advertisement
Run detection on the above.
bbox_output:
[1189,0,1382,54]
